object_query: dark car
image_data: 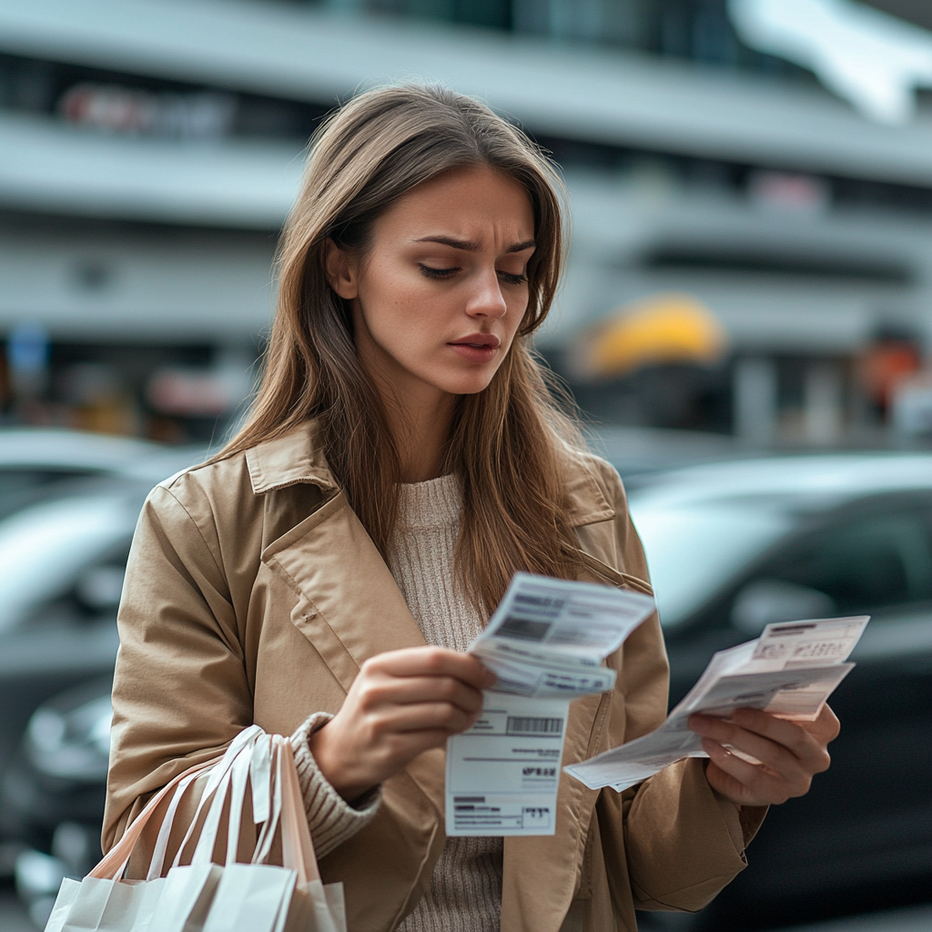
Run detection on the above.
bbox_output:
[7,676,112,925]
[8,453,932,929]
[628,454,932,929]
[0,481,152,845]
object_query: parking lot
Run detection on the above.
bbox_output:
[2,431,932,929]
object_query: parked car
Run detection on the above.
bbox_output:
[0,480,154,820]
[586,425,746,487]
[0,429,202,798]
[0,430,199,859]
[0,427,200,522]
[7,452,932,929]
[630,454,932,929]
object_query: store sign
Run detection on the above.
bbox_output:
[59,83,236,139]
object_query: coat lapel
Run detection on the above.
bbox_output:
[261,490,427,690]
[260,486,447,817]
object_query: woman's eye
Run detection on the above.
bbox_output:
[499,271,528,285]
[419,265,458,280]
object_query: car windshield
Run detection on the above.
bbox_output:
[627,496,793,628]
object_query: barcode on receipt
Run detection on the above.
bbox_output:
[506,716,564,735]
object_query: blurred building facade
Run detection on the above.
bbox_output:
[3,0,932,444]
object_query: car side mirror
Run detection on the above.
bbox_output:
[731,579,837,634]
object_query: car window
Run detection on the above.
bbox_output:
[0,468,98,521]
[755,511,932,616]
[629,501,793,628]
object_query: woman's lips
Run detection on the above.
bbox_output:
[450,333,501,349]
[448,334,500,362]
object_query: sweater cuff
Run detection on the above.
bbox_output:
[289,712,381,859]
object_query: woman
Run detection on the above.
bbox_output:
[104,84,838,932]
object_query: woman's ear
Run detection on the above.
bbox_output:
[324,239,359,300]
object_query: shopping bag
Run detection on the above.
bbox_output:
[44,877,160,932]
[273,738,345,932]
[140,862,221,932]
[200,863,297,932]
[44,724,346,932]
[43,878,80,932]
[43,754,212,932]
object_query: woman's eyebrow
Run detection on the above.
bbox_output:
[413,235,536,254]
[506,239,536,254]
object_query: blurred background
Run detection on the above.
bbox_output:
[3,1,932,929]
[4,0,932,448]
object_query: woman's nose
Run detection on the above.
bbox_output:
[466,269,508,319]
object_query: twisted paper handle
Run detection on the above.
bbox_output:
[89,725,321,886]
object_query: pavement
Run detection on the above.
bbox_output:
[786,903,932,932]
[2,886,931,931]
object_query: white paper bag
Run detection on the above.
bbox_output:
[44,726,346,932]
[144,862,222,932]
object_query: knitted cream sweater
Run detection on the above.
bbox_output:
[291,474,501,932]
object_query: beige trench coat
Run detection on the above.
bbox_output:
[104,421,760,932]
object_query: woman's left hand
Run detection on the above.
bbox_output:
[688,703,840,807]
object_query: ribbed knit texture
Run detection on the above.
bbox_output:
[388,474,503,932]
[290,712,381,859]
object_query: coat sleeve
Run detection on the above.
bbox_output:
[103,483,255,858]
[103,481,378,867]
[589,460,766,914]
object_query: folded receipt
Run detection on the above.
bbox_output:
[565,615,868,793]
[446,573,655,836]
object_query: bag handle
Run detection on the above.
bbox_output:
[276,736,321,885]
[96,726,264,880]
[146,765,210,880]
[168,726,265,871]
[90,727,323,886]
[190,732,255,868]
[251,739,283,866]
[90,758,214,880]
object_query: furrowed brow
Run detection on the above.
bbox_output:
[413,236,536,254]
[506,239,536,254]
[414,236,480,252]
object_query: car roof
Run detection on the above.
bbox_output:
[0,428,158,466]
[628,453,932,510]
[0,428,204,482]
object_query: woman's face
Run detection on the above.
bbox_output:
[327,165,536,412]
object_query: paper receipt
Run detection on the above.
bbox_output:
[446,693,569,836]
[445,572,656,835]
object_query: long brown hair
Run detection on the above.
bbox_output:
[219,84,586,612]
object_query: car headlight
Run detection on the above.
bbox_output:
[26,693,112,782]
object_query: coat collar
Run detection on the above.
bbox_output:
[245,420,339,495]
[245,420,616,527]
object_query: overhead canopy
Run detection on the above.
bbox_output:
[5,0,932,189]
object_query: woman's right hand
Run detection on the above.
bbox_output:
[308,646,496,802]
